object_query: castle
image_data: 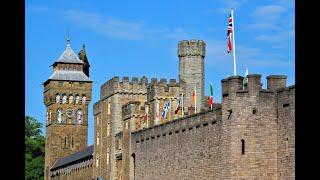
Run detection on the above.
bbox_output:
[43,38,295,180]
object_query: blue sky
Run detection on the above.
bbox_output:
[26,0,295,145]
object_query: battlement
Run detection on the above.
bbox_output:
[276,85,295,108]
[147,78,180,101]
[100,76,149,99]
[178,39,206,57]
[131,107,222,144]
[267,75,287,91]
[222,74,290,98]
[149,78,179,86]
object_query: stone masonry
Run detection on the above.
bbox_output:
[44,39,295,180]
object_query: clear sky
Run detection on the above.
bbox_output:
[26,0,295,145]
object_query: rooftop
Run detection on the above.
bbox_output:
[51,145,94,170]
[48,70,92,82]
[54,43,84,64]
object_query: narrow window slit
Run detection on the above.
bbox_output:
[241,139,245,155]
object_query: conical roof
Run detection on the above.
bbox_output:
[55,43,84,64]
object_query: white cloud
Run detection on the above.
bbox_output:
[205,39,260,67]
[243,59,294,68]
[216,0,247,14]
[252,5,286,21]
[64,10,146,40]
[255,30,294,43]
[64,9,197,41]
[249,22,280,30]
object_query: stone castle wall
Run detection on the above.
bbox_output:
[178,40,206,113]
[276,85,295,179]
[131,109,223,179]
[93,76,148,179]
[220,75,279,179]
[129,74,295,180]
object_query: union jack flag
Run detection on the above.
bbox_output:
[227,12,233,53]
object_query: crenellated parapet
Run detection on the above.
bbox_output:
[178,39,206,57]
[221,74,290,99]
[100,76,149,100]
[147,78,180,102]
[276,85,295,106]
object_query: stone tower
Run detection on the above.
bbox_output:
[43,37,92,180]
[178,39,206,114]
[78,44,90,77]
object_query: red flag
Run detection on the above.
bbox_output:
[208,82,214,109]
[227,12,233,53]
[174,98,180,114]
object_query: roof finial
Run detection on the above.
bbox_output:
[82,44,86,50]
[66,30,71,46]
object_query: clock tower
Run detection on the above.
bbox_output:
[43,37,93,179]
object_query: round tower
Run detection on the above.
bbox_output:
[178,39,206,114]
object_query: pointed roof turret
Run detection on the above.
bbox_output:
[78,44,90,65]
[44,35,92,84]
[53,35,84,65]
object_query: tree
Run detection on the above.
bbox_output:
[25,116,45,180]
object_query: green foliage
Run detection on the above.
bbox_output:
[25,116,45,180]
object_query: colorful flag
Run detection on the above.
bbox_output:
[191,87,197,113]
[155,102,159,124]
[161,100,170,119]
[144,105,149,120]
[208,82,214,109]
[227,11,233,54]
[174,97,180,114]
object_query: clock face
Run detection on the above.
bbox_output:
[67,109,73,117]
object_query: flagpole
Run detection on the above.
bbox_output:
[231,8,237,76]
[210,82,213,110]
[181,93,184,117]
[194,86,197,114]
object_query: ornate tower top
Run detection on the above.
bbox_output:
[44,37,92,84]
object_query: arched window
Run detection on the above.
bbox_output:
[69,95,74,104]
[76,109,83,124]
[96,155,99,167]
[62,94,67,104]
[55,94,60,104]
[108,102,111,115]
[107,122,110,136]
[57,108,64,124]
[107,148,110,165]
[75,95,80,104]
[49,109,52,124]
[82,95,86,105]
